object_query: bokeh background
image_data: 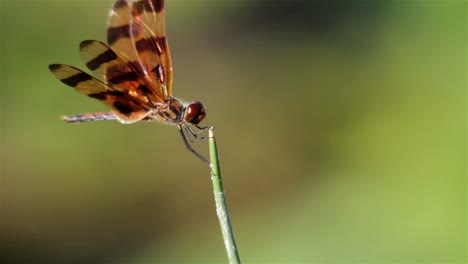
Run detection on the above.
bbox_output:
[1,0,466,263]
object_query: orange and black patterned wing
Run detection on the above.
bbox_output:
[79,39,164,104]
[107,0,140,63]
[107,0,173,99]
[131,0,173,97]
[49,64,150,123]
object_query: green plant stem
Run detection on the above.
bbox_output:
[208,128,241,264]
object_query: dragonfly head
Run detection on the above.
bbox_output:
[184,101,206,124]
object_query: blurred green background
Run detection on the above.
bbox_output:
[1,0,466,263]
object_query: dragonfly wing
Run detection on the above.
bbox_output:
[49,64,150,123]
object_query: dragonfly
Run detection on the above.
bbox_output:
[49,0,211,165]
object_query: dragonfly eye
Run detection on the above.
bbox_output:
[185,101,206,124]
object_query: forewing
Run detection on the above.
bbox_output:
[49,64,150,123]
[131,0,173,97]
[79,39,164,103]
[80,39,120,82]
[107,0,140,63]
[107,0,173,99]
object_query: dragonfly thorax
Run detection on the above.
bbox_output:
[150,98,205,125]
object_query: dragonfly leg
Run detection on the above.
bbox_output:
[185,124,210,142]
[178,124,211,166]
[193,125,211,135]
[184,126,208,143]
[182,123,211,137]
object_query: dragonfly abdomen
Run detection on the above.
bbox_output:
[62,112,116,123]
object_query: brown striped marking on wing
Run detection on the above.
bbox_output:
[49,64,150,124]
[107,0,140,63]
[131,0,173,98]
[107,0,173,99]
[79,39,164,104]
